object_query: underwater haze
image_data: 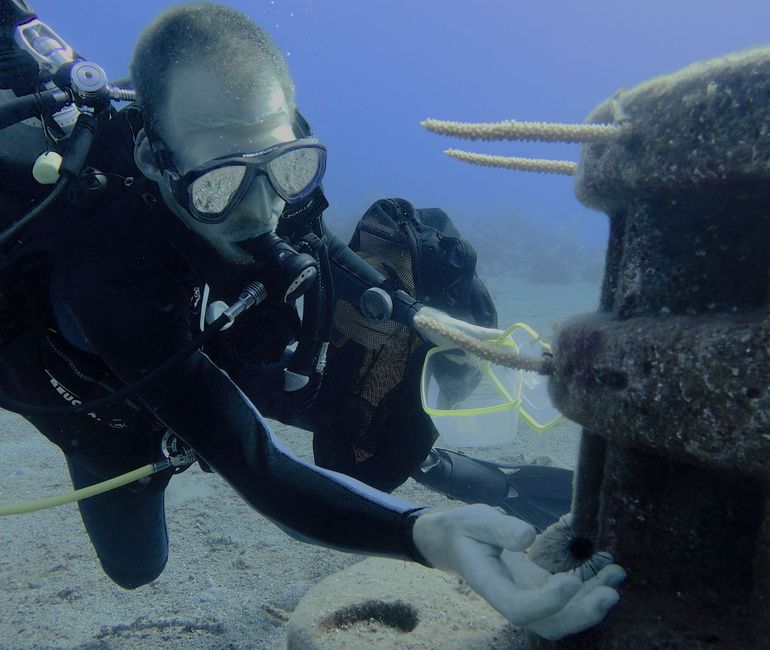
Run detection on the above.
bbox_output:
[4,2,770,648]
[32,0,770,255]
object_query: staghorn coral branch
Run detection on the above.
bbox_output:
[413,311,554,375]
[422,117,626,143]
[445,148,577,175]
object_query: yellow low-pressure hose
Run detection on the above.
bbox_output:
[0,461,167,516]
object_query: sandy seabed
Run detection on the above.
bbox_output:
[0,278,600,649]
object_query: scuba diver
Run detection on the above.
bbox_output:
[0,1,624,639]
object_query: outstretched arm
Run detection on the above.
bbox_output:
[56,247,430,563]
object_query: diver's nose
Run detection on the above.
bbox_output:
[238,174,285,224]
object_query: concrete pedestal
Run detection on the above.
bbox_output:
[540,46,770,648]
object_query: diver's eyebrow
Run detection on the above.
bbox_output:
[178,106,294,131]
[173,127,294,173]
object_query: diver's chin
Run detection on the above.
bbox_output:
[224,223,284,264]
[232,233,270,253]
[211,239,256,266]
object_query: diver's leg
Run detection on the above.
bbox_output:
[66,456,169,589]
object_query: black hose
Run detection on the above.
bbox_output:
[0,111,97,249]
[287,266,322,376]
[0,174,70,247]
[318,238,335,341]
[286,235,333,378]
[0,87,68,130]
[58,111,96,178]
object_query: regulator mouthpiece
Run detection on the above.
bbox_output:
[238,231,318,303]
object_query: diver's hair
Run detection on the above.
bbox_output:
[129,3,296,138]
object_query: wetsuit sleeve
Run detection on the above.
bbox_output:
[57,253,429,564]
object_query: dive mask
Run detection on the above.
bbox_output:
[157,137,327,223]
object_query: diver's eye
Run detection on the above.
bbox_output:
[268,147,323,198]
[190,166,247,214]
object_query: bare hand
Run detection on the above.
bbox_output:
[412,504,625,640]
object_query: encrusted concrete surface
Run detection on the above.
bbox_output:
[575,45,770,211]
[549,311,770,477]
[540,45,770,648]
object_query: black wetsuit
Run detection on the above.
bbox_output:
[0,111,426,589]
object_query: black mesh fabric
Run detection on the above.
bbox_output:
[310,198,497,492]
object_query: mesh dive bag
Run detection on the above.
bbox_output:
[310,198,497,492]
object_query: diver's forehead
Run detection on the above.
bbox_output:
[160,65,295,172]
[167,119,296,173]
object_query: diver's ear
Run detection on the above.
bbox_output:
[134,129,163,182]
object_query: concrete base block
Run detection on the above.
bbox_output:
[286,557,528,650]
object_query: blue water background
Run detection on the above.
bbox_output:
[31,0,770,251]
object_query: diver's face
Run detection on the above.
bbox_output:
[157,65,295,264]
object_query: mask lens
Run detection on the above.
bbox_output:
[268,147,322,199]
[190,165,247,215]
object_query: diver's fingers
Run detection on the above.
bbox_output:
[526,585,620,641]
[415,507,584,628]
[469,570,582,628]
[581,563,627,592]
[501,549,551,588]
[411,505,535,574]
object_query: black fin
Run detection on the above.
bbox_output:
[413,448,573,532]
